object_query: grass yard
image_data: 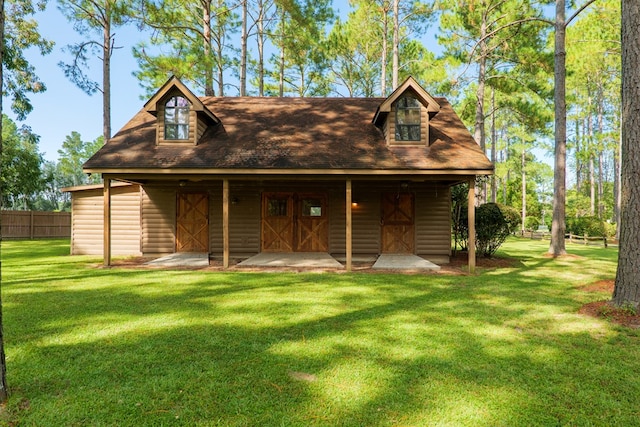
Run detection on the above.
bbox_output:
[1,238,638,426]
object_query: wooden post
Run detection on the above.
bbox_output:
[468,178,476,274]
[346,179,352,272]
[103,176,111,266]
[223,179,230,268]
[29,211,34,240]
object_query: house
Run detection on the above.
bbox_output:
[75,76,493,271]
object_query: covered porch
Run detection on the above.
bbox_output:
[100,174,479,273]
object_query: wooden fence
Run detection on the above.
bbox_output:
[1,211,71,239]
[519,230,616,248]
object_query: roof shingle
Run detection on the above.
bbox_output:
[83,96,493,173]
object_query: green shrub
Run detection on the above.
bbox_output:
[476,203,521,257]
[566,216,607,237]
[524,216,540,231]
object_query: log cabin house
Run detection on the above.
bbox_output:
[70,76,493,271]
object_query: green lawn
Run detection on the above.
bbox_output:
[1,238,638,426]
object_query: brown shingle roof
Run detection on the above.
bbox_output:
[83,96,493,173]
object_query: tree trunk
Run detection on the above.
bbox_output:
[521,147,526,234]
[278,10,285,97]
[490,88,497,203]
[614,126,621,240]
[257,0,265,96]
[392,0,399,90]
[212,0,224,97]
[380,2,388,96]
[588,98,595,215]
[102,5,111,141]
[575,117,581,193]
[474,18,488,205]
[589,156,595,215]
[597,93,604,218]
[613,0,640,308]
[240,0,247,96]
[549,0,567,256]
[203,1,215,96]
[0,0,8,403]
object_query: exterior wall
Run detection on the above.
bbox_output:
[70,184,141,256]
[415,184,451,261]
[208,180,451,260]
[141,186,177,255]
[210,182,261,256]
[350,182,451,259]
[70,180,452,261]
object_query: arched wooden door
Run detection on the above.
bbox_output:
[176,192,209,252]
[381,192,415,253]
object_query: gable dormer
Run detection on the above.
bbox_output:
[373,76,440,147]
[143,76,219,146]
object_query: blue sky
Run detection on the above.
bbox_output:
[5,6,150,162]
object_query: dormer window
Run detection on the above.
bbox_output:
[165,96,190,140]
[395,96,421,141]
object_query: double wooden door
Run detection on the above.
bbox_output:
[261,193,328,252]
[381,192,415,253]
[176,192,209,252]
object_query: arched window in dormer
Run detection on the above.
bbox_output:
[395,96,421,141]
[165,96,190,140]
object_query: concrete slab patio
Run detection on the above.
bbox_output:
[142,252,442,271]
[237,252,344,269]
[372,254,441,271]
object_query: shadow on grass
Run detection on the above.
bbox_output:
[2,239,636,426]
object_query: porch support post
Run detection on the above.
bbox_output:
[467,177,476,274]
[223,178,230,268]
[346,179,352,272]
[103,175,111,267]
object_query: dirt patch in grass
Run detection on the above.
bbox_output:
[581,279,615,293]
[578,279,640,329]
[447,252,523,270]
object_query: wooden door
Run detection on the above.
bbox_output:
[381,192,415,253]
[296,194,328,252]
[261,193,294,252]
[176,192,209,252]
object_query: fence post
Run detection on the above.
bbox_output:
[584,234,588,245]
[30,211,34,239]
[604,236,608,249]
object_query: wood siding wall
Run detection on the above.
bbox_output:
[209,182,261,256]
[141,186,176,255]
[349,182,451,258]
[415,184,451,259]
[204,180,450,259]
[70,184,141,255]
[69,180,452,260]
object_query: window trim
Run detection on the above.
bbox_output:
[395,96,421,142]
[164,95,190,141]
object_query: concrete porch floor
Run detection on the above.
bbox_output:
[238,253,441,271]
[144,252,442,271]
[237,252,344,268]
